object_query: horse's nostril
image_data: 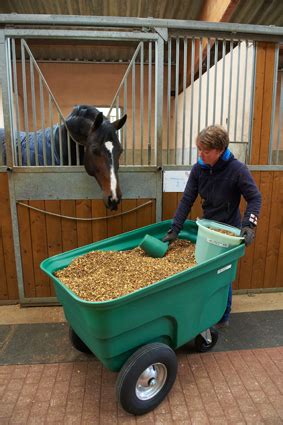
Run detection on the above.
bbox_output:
[108,196,120,211]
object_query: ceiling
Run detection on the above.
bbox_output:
[0,1,204,21]
[0,0,282,66]
[0,0,282,27]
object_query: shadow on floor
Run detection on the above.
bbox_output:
[1,310,282,365]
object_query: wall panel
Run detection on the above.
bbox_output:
[1,170,283,302]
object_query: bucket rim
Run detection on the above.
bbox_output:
[196,219,244,241]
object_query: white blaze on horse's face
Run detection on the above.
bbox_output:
[105,141,118,202]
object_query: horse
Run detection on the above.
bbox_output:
[0,105,127,211]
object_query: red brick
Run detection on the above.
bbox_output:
[9,406,30,424]
[29,401,49,416]
[189,410,210,424]
[223,406,245,422]
[171,403,190,421]
[153,413,174,424]
[0,402,14,417]
[136,411,155,423]
[12,366,30,380]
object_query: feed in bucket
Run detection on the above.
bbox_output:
[139,234,169,258]
[195,219,244,263]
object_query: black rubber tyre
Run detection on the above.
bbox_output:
[116,343,177,415]
[194,328,218,353]
[69,327,92,354]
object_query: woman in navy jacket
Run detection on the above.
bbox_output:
[163,125,262,326]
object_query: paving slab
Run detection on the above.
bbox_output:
[0,347,282,424]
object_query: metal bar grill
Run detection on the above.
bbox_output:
[166,38,172,164]
[174,37,180,163]
[165,35,261,166]
[181,37,188,165]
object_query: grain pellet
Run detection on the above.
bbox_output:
[54,239,196,302]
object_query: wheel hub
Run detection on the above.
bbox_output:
[136,363,167,400]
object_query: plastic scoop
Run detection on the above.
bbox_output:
[139,234,169,258]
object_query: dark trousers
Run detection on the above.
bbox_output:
[220,283,232,323]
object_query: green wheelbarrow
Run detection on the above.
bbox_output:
[41,219,245,415]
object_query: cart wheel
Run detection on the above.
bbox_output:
[194,328,218,353]
[116,342,177,415]
[69,327,92,354]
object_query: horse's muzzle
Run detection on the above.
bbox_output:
[105,195,121,211]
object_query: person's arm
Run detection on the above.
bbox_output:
[171,166,199,234]
[237,165,262,246]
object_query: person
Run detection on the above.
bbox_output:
[163,125,262,326]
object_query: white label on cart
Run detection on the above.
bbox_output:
[207,238,229,248]
[217,264,232,274]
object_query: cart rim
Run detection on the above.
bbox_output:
[135,363,167,400]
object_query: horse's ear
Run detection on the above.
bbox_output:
[112,114,127,131]
[91,112,104,132]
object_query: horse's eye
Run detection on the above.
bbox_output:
[91,145,101,155]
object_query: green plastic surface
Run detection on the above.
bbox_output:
[40,219,245,371]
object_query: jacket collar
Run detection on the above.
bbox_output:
[198,148,233,170]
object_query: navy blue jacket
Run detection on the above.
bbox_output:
[171,149,262,233]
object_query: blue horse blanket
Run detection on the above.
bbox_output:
[0,125,60,166]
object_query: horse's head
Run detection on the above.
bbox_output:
[65,105,127,211]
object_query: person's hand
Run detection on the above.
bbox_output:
[240,226,255,247]
[162,228,178,244]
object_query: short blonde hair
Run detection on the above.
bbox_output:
[197,125,229,151]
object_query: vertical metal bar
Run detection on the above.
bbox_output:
[49,95,55,166]
[234,41,241,142]
[241,40,249,143]
[198,37,203,134]
[0,34,25,302]
[227,40,234,134]
[181,37,188,165]
[220,40,226,125]
[269,45,279,164]
[67,131,71,165]
[123,79,127,164]
[147,41,152,165]
[132,58,136,165]
[11,38,22,166]
[1,36,13,167]
[30,57,38,166]
[205,38,210,127]
[116,96,119,120]
[189,37,195,165]
[174,37,180,163]
[58,116,63,165]
[248,42,257,162]
[107,42,142,119]
[213,39,218,124]
[39,75,47,165]
[21,40,30,166]
[75,139,80,165]
[275,75,283,165]
[155,33,164,220]
[155,36,164,168]
[166,38,172,164]
[140,42,144,165]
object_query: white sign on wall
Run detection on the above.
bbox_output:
[163,170,190,192]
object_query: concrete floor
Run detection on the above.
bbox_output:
[0,292,282,325]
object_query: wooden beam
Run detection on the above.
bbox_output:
[181,0,240,90]
[198,0,240,23]
[250,42,276,165]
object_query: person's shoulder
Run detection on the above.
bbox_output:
[229,157,247,172]
[190,162,202,175]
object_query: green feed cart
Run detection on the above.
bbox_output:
[40,219,245,415]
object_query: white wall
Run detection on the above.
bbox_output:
[176,41,255,164]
